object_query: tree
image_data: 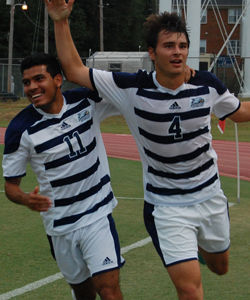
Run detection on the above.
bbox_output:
[0,0,159,60]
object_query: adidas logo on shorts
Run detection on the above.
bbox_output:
[102,257,114,265]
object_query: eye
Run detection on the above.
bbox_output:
[36,75,44,81]
[22,80,30,86]
[180,43,188,49]
[164,43,174,49]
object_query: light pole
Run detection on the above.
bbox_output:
[7,0,28,93]
[98,1,110,52]
[44,5,49,53]
[99,0,104,51]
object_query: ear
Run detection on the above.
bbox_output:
[54,74,63,88]
[148,47,156,62]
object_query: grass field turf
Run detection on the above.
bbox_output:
[1,143,250,299]
[0,97,250,299]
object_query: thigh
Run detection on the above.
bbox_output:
[70,277,96,300]
[198,247,229,275]
[81,214,125,277]
[51,214,125,285]
[92,269,121,299]
[51,232,90,284]
[144,202,199,266]
[167,260,203,299]
[198,191,230,253]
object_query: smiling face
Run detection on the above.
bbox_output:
[22,65,63,114]
[148,30,189,88]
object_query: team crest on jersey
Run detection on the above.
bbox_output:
[190,97,205,108]
[78,109,91,123]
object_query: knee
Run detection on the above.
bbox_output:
[176,283,203,300]
[208,262,229,275]
[97,286,122,300]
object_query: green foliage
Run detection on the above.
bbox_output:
[0,0,158,59]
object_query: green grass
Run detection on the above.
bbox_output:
[0,144,250,299]
[1,95,250,299]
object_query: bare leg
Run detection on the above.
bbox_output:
[93,269,123,300]
[167,260,203,300]
[70,277,96,300]
[198,247,229,275]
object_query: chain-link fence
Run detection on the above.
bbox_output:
[0,64,24,97]
[0,60,243,98]
[0,63,81,98]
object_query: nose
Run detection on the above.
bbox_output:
[174,45,181,54]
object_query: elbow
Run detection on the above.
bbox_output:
[64,72,74,82]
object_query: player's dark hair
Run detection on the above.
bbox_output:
[20,53,62,78]
[143,12,190,50]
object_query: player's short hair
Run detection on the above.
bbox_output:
[20,53,62,78]
[143,12,190,50]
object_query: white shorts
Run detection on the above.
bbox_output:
[144,190,230,267]
[47,214,125,284]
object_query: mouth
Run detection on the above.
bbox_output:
[170,59,182,65]
[32,93,43,99]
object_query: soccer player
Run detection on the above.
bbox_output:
[2,53,124,300]
[45,1,250,299]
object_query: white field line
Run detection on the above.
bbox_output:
[0,190,236,300]
[0,237,152,300]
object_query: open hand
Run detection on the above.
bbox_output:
[184,65,196,82]
[44,0,74,22]
[27,186,52,212]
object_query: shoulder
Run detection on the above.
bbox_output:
[63,87,102,103]
[93,68,156,89]
[113,69,156,89]
[4,104,42,154]
[189,70,227,95]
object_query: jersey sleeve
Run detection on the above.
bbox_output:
[94,98,121,122]
[90,68,135,114]
[212,89,240,120]
[192,71,240,120]
[2,128,30,179]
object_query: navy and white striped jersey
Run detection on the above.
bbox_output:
[3,88,119,235]
[90,69,240,206]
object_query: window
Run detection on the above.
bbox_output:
[108,63,121,72]
[228,8,242,24]
[199,61,208,71]
[200,40,206,54]
[227,40,240,56]
[201,9,207,24]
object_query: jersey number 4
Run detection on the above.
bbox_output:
[168,116,183,139]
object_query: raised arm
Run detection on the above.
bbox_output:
[5,178,52,212]
[44,0,93,90]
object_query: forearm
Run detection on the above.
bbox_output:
[5,181,29,207]
[5,180,52,212]
[54,19,93,89]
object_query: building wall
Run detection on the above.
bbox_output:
[201,7,241,55]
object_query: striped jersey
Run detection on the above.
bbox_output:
[90,69,240,206]
[2,88,119,236]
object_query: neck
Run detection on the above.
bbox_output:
[155,72,185,90]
